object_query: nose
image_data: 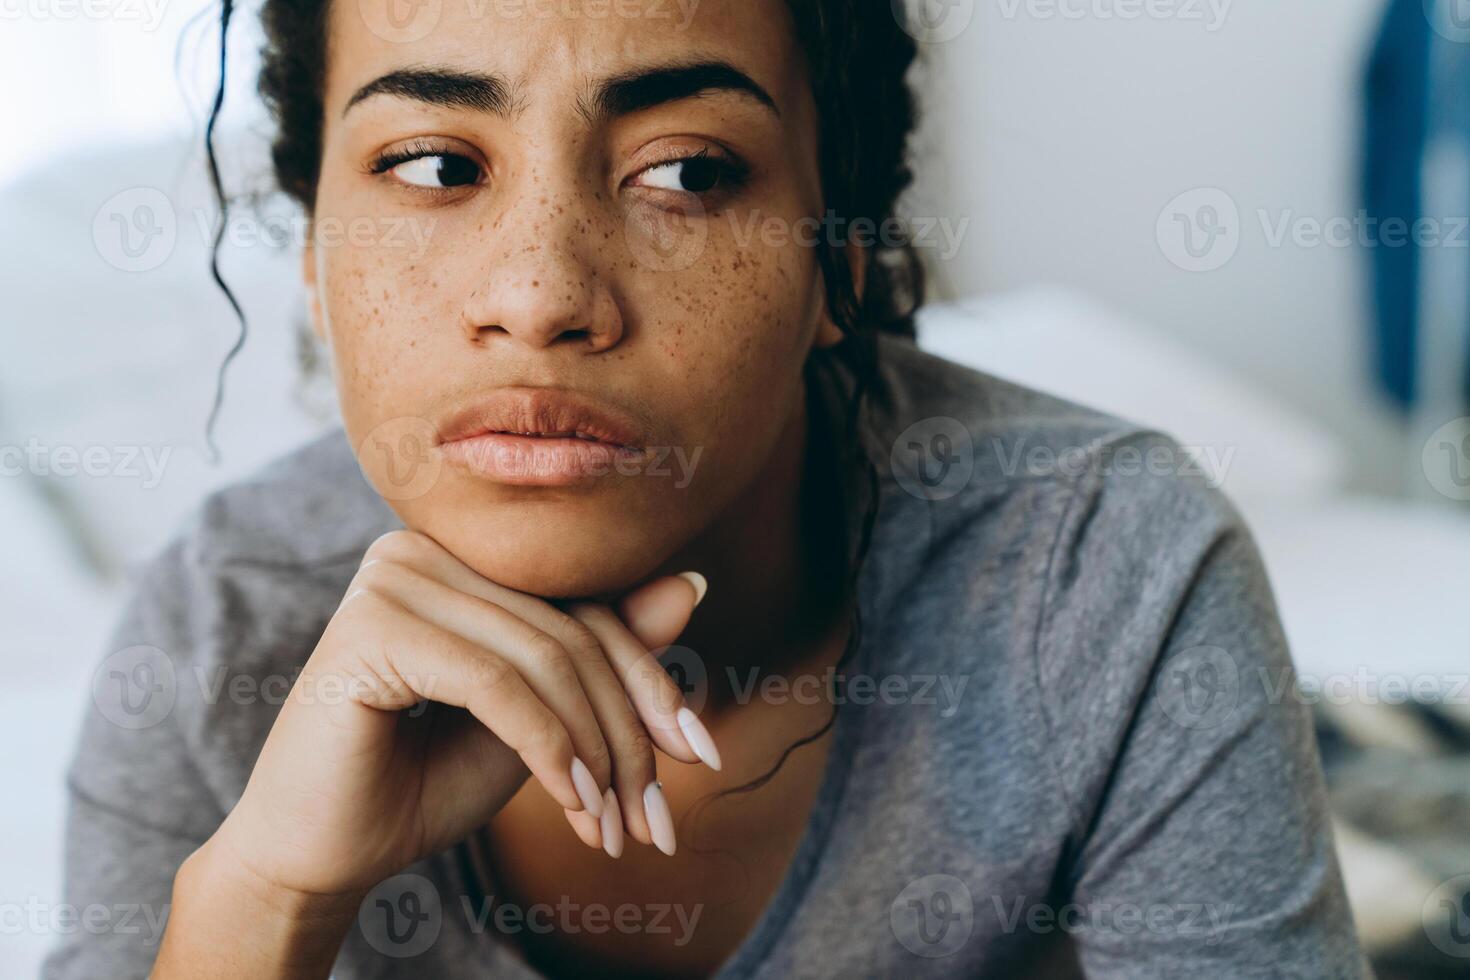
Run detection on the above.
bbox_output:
[460,206,624,353]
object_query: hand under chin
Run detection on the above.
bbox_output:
[417,518,674,602]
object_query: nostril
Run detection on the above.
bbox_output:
[469,323,510,345]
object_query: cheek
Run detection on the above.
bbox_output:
[630,233,822,492]
[317,238,451,431]
[661,235,819,412]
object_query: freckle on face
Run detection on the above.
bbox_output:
[312,0,827,596]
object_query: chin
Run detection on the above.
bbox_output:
[404,496,679,600]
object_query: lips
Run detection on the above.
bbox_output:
[436,388,649,487]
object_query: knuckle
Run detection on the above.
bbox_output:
[526,631,572,671]
[581,739,613,779]
[353,558,404,591]
[556,619,603,661]
[338,583,396,619]
[619,727,656,768]
[527,715,571,759]
[470,655,516,698]
[364,529,433,563]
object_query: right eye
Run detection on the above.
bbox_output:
[371,144,484,190]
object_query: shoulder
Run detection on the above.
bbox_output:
[77,432,398,810]
[187,429,400,570]
[867,334,1248,594]
[865,337,1290,820]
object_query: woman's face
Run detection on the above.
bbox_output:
[307,0,841,598]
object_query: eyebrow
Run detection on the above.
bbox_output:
[343,60,778,121]
[344,66,513,117]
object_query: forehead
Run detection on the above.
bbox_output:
[328,0,808,117]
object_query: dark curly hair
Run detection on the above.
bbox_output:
[206,0,925,868]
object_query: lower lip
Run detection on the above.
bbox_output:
[440,433,640,487]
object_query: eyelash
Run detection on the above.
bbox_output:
[368,139,480,187]
[367,141,751,202]
[632,148,751,200]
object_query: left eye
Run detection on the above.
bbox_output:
[389,154,482,189]
[637,156,726,194]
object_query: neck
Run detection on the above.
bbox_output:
[660,378,850,715]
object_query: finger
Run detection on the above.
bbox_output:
[567,604,715,854]
[568,603,707,766]
[365,530,701,660]
[362,535,705,777]
[599,788,624,858]
[330,587,588,814]
[563,806,602,850]
[549,620,662,846]
[617,572,706,649]
[364,530,598,636]
[354,562,612,817]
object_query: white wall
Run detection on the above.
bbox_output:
[906,0,1410,492]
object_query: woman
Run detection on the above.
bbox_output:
[46,1,1367,977]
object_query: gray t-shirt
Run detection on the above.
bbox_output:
[44,336,1368,979]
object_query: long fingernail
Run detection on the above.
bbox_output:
[600,788,624,859]
[677,707,722,771]
[643,781,676,856]
[677,571,708,608]
[570,758,603,818]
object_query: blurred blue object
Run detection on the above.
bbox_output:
[1362,0,1470,412]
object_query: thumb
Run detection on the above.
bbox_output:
[616,572,707,649]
